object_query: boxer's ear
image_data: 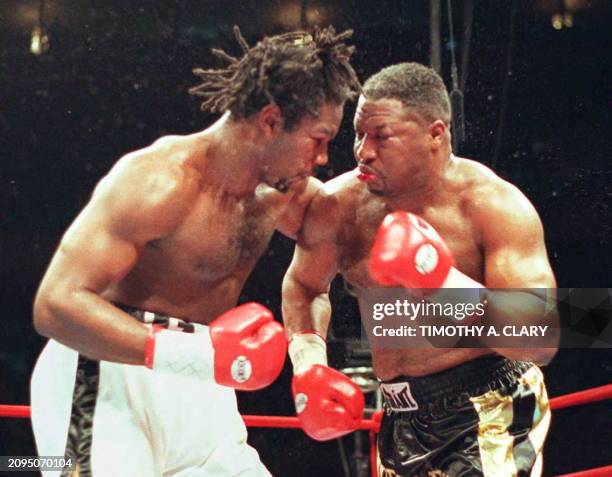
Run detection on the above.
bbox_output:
[428,120,447,149]
[258,104,284,138]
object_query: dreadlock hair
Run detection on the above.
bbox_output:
[363,62,451,124]
[189,25,361,130]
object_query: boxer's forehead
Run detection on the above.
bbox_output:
[354,95,411,130]
[299,101,343,137]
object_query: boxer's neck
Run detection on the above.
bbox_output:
[200,113,264,197]
[385,152,454,211]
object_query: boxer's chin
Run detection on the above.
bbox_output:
[275,182,289,193]
[275,174,309,193]
[262,175,288,193]
[365,181,386,196]
[368,187,386,197]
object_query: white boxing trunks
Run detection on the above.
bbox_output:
[30,306,272,477]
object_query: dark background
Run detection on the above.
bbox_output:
[1,1,610,476]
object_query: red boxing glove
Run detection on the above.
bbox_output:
[369,213,486,329]
[146,303,287,391]
[369,212,483,294]
[292,365,365,441]
[210,303,287,390]
[369,212,456,291]
[288,333,365,441]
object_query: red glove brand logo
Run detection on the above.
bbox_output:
[414,244,439,275]
[230,356,252,383]
[294,392,308,414]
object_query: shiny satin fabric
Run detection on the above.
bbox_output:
[377,356,550,477]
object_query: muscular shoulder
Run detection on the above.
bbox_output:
[314,169,365,218]
[278,177,325,239]
[457,158,545,249]
[321,169,364,197]
[90,135,202,238]
[299,170,366,245]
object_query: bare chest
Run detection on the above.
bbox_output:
[339,200,484,288]
[148,186,289,282]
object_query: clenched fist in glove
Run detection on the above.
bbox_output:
[289,332,364,441]
[146,302,287,391]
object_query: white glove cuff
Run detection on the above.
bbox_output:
[288,332,327,375]
[430,268,487,322]
[148,327,215,381]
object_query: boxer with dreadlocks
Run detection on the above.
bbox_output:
[32,26,360,476]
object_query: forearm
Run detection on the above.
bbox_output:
[282,275,332,338]
[282,273,333,374]
[34,286,148,364]
[484,289,559,364]
[485,289,554,320]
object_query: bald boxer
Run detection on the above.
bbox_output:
[283,63,557,476]
[31,26,360,477]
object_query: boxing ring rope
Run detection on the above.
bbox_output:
[1,383,610,476]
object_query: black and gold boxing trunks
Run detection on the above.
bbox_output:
[377,355,550,477]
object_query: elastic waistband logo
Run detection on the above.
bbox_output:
[380,382,419,411]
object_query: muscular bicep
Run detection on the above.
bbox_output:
[282,192,341,337]
[284,188,342,293]
[42,209,141,296]
[39,157,197,298]
[286,236,340,294]
[277,178,325,240]
[482,192,556,289]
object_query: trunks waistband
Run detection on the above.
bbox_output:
[115,303,196,333]
[380,355,533,412]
